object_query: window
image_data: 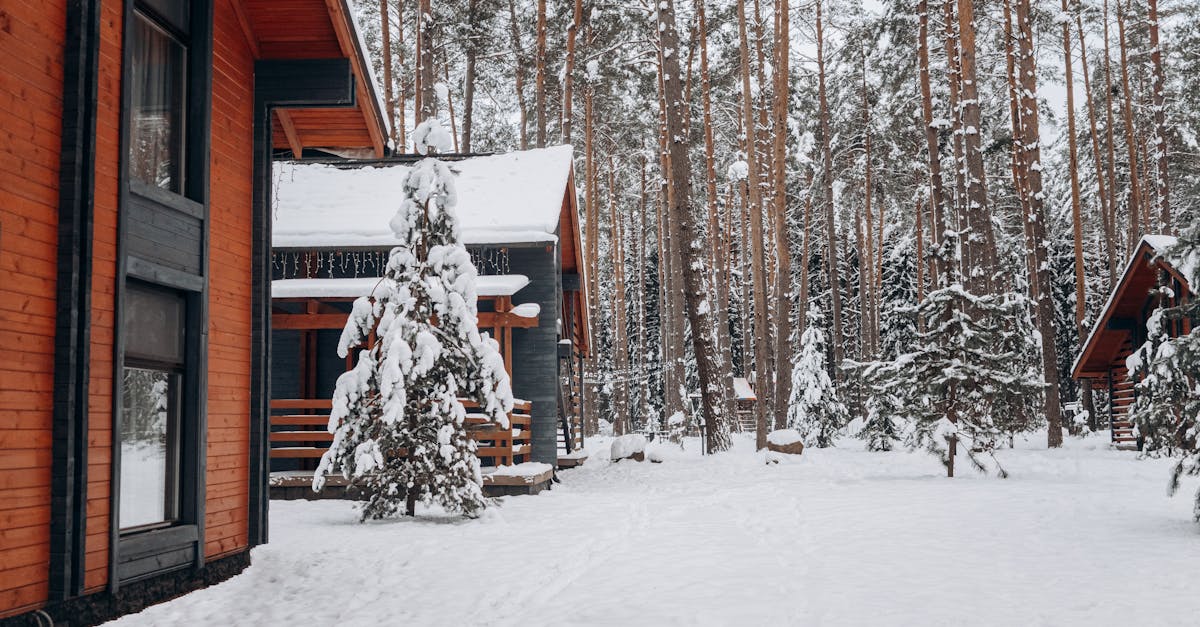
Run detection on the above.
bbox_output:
[127,10,187,193]
[119,284,186,531]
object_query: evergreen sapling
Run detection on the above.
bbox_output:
[787,306,849,447]
[314,119,514,519]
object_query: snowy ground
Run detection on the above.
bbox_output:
[110,433,1198,626]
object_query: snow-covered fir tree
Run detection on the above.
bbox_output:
[314,120,514,519]
[865,233,1043,476]
[787,306,848,447]
[1128,225,1200,521]
[878,227,918,361]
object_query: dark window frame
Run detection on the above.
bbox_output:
[110,0,212,591]
[118,282,187,534]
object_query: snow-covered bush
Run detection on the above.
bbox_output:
[314,119,514,519]
[1128,225,1200,521]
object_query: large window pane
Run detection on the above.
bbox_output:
[120,367,180,529]
[128,12,186,193]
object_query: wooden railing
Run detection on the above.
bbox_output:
[269,398,533,466]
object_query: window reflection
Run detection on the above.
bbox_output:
[128,12,186,193]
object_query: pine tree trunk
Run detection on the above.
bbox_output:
[737,0,772,448]
[956,0,995,294]
[1116,0,1143,244]
[798,171,814,336]
[657,0,730,453]
[415,0,435,121]
[398,0,408,150]
[582,84,597,434]
[1061,0,1095,426]
[915,196,925,305]
[750,0,776,432]
[696,0,736,424]
[1077,15,1118,286]
[943,0,967,241]
[1147,0,1170,232]
[861,52,876,360]
[380,0,397,146]
[816,0,844,374]
[461,0,478,153]
[1101,0,1121,260]
[443,63,460,152]
[1014,0,1065,447]
[562,0,582,145]
[638,155,651,421]
[739,179,753,379]
[609,161,629,434]
[507,0,528,150]
[534,0,547,148]
[655,41,688,424]
[771,0,792,430]
[917,0,946,288]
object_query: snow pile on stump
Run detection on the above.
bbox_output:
[611,434,647,462]
[766,429,805,456]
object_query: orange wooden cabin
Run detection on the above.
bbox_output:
[1072,236,1192,449]
[0,0,386,621]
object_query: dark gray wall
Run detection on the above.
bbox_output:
[507,245,560,466]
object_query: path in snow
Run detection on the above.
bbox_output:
[110,434,1198,626]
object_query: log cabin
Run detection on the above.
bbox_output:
[0,0,387,622]
[1072,235,1192,449]
[266,147,591,496]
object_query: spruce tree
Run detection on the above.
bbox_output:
[314,120,514,519]
[865,233,1043,476]
[787,306,848,447]
[879,228,918,361]
[1128,225,1200,521]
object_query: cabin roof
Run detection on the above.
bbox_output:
[241,0,390,157]
[272,275,531,299]
[1072,235,1187,378]
[271,145,575,248]
[733,377,756,401]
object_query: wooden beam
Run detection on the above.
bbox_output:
[324,0,387,156]
[273,313,347,329]
[276,110,304,158]
[477,311,540,329]
[228,0,260,57]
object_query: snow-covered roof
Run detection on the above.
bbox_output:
[732,377,756,401]
[272,274,530,299]
[272,145,575,248]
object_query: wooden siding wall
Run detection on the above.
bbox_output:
[0,1,67,614]
[0,1,254,615]
[205,2,253,560]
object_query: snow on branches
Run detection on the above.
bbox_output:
[1128,224,1200,521]
[315,124,514,519]
[787,307,848,447]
